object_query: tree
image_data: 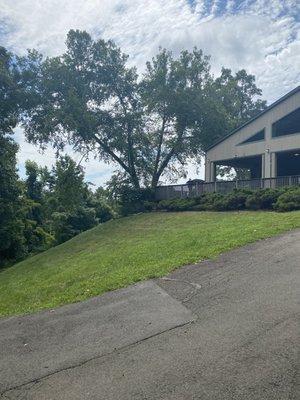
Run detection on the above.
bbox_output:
[52,155,89,212]
[0,47,19,136]
[23,30,143,187]
[25,161,43,201]
[22,30,266,188]
[47,155,99,243]
[214,68,267,129]
[211,67,266,147]
[25,160,44,223]
[139,49,227,187]
[20,31,221,188]
[0,46,41,134]
[0,135,26,265]
[0,47,27,265]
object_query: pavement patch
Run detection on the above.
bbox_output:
[0,281,194,393]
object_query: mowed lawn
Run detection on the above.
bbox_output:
[1,211,300,317]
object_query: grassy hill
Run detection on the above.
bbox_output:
[1,211,300,317]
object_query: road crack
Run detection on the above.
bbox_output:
[0,319,194,398]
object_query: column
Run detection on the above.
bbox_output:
[210,162,216,182]
[264,150,271,179]
[261,154,265,178]
[270,152,277,178]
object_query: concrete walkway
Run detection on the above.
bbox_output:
[0,229,299,399]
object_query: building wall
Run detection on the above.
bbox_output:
[205,89,300,181]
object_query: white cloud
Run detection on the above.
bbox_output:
[1,0,299,185]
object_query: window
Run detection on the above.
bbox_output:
[239,129,265,145]
[272,107,300,137]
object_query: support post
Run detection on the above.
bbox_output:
[271,152,277,178]
[210,162,216,182]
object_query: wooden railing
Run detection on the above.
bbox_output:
[155,175,300,200]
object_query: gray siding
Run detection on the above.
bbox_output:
[205,89,300,181]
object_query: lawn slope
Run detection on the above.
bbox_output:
[1,211,300,317]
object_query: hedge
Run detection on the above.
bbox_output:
[150,187,300,213]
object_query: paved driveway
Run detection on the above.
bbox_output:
[1,229,299,399]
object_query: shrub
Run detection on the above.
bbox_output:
[52,207,98,244]
[24,220,55,253]
[119,187,155,216]
[158,198,197,211]
[213,190,249,211]
[199,193,223,210]
[156,187,300,213]
[93,200,115,223]
[245,188,284,210]
[274,188,300,212]
[144,201,158,212]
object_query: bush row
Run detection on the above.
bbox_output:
[145,187,300,213]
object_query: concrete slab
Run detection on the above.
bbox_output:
[0,281,194,393]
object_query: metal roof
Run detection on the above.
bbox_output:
[205,85,300,152]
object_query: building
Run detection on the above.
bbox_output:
[205,86,300,182]
[155,86,300,201]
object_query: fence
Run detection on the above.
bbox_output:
[154,175,300,201]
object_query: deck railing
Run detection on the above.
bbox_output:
[154,175,300,200]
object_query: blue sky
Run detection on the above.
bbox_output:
[1,0,299,186]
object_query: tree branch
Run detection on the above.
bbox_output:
[152,127,185,187]
[151,114,166,187]
[115,89,140,188]
[94,135,131,175]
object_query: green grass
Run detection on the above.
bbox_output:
[1,211,300,317]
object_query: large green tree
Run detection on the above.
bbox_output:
[0,47,26,265]
[52,155,89,212]
[47,155,98,243]
[0,47,19,135]
[215,67,267,128]
[0,134,26,265]
[22,30,266,188]
[0,47,54,264]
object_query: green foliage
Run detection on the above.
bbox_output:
[158,198,198,212]
[193,192,225,211]
[212,191,249,211]
[118,187,155,216]
[157,187,300,213]
[0,44,117,266]
[274,188,300,212]
[213,68,267,135]
[144,201,158,212]
[0,135,27,266]
[23,218,54,253]
[89,186,116,222]
[53,156,88,212]
[25,161,43,201]
[245,188,284,210]
[25,160,44,224]
[90,199,115,223]
[21,31,266,188]
[40,156,114,244]
[52,207,98,244]
[1,150,115,266]
[0,47,19,135]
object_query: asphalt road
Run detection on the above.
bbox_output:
[0,229,299,399]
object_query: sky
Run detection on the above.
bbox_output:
[1,0,300,187]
